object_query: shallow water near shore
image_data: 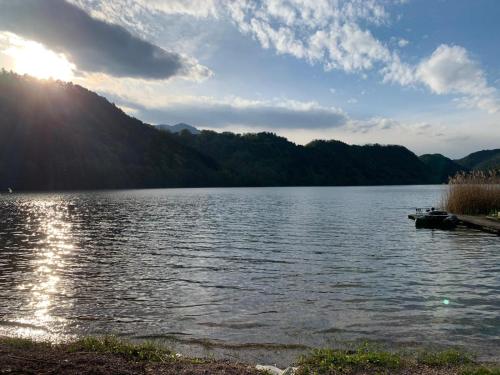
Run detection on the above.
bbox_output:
[0,186,499,365]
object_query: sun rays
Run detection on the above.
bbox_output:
[2,34,75,81]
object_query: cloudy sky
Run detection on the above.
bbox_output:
[0,0,499,157]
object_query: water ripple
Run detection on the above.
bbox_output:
[0,186,498,360]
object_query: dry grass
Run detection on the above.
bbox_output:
[0,336,262,375]
[1,337,500,375]
[443,170,500,215]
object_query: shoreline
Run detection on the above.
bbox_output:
[1,336,499,375]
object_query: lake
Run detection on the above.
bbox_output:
[0,186,499,364]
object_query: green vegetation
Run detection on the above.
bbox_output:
[455,149,500,171]
[444,171,500,215]
[1,71,499,190]
[421,149,500,180]
[173,130,431,186]
[0,336,51,350]
[0,71,457,190]
[0,336,260,374]
[1,337,499,375]
[296,345,498,375]
[0,71,221,190]
[419,153,467,184]
[296,345,403,374]
[69,336,174,362]
[417,349,472,366]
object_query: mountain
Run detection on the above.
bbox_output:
[1,72,493,191]
[455,149,500,171]
[156,123,200,135]
[419,154,466,183]
[172,131,431,186]
[0,72,220,190]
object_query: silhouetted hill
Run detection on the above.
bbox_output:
[0,72,219,190]
[419,154,466,183]
[172,131,431,186]
[455,149,500,171]
[156,123,200,134]
[1,72,492,190]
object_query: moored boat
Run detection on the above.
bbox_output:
[410,208,458,230]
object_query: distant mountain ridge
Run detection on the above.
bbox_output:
[171,131,431,186]
[419,149,500,184]
[455,149,500,171]
[0,72,497,190]
[156,123,200,134]
[419,154,466,184]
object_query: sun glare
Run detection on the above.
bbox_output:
[4,38,75,81]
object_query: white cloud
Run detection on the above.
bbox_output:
[67,1,500,114]
[381,53,416,86]
[141,0,218,18]
[346,117,401,134]
[75,72,349,129]
[227,0,393,74]
[416,45,499,113]
[75,0,397,76]
[398,38,409,47]
[137,96,349,130]
[381,44,500,113]
[70,0,217,20]
[334,111,500,158]
[418,45,485,95]
[116,104,140,116]
[0,1,212,81]
[225,3,499,114]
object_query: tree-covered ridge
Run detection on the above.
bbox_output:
[419,154,466,184]
[0,71,220,190]
[419,150,500,185]
[0,71,493,191]
[455,149,500,171]
[172,130,431,186]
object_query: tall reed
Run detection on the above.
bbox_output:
[443,170,500,215]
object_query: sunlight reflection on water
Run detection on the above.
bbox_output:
[1,199,75,342]
[0,186,499,364]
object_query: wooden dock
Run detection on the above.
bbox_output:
[456,215,500,236]
[409,213,500,235]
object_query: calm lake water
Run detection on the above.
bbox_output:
[0,186,499,363]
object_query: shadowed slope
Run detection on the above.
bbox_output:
[455,149,500,171]
[173,131,431,186]
[0,72,480,190]
[420,154,466,183]
[0,72,219,190]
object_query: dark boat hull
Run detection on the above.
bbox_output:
[415,214,458,229]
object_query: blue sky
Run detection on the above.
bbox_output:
[0,0,499,157]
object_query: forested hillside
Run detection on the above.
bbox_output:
[0,72,220,190]
[1,72,493,191]
[455,149,500,171]
[172,131,431,186]
[419,154,467,183]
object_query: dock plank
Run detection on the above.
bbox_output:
[456,215,500,236]
[408,212,500,235]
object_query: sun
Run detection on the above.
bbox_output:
[4,37,75,81]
